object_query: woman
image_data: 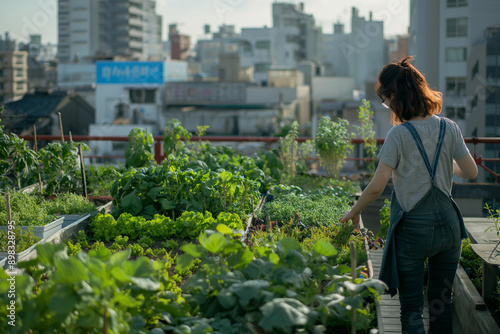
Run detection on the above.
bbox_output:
[340,56,478,334]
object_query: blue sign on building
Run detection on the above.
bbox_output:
[96,61,164,84]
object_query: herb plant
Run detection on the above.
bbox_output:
[0,226,40,253]
[315,116,353,178]
[125,128,154,169]
[357,99,379,174]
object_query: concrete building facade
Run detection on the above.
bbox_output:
[58,0,162,64]
[465,26,500,182]
[0,51,28,103]
[410,0,500,130]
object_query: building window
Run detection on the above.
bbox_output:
[445,77,466,96]
[256,41,270,50]
[286,35,300,43]
[446,18,468,37]
[255,63,271,73]
[446,106,466,119]
[446,0,467,7]
[129,89,156,103]
[487,65,500,79]
[445,47,466,62]
[471,94,478,110]
[471,60,479,80]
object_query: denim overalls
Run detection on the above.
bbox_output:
[379,118,467,334]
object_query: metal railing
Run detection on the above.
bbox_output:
[20,135,500,183]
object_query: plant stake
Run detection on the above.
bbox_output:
[350,240,357,334]
[79,144,88,198]
[6,193,11,227]
[33,125,43,193]
[58,112,64,143]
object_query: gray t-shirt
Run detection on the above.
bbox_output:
[377,115,469,211]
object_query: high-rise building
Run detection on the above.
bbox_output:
[465,26,500,181]
[320,8,385,89]
[169,24,191,60]
[0,32,16,52]
[57,0,162,64]
[409,0,500,130]
[0,51,28,103]
[272,2,321,64]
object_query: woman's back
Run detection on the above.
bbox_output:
[378,115,469,211]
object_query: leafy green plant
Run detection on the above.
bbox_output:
[0,226,40,253]
[278,121,314,181]
[0,243,183,333]
[162,240,179,250]
[315,116,353,178]
[128,243,144,257]
[163,118,191,158]
[125,128,154,169]
[485,203,500,238]
[357,99,379,174]
[177,225,386,333]
[44,193,95,215]
[0,191,56,226]
[138,235,154,249]
[377,199,390,239]
[110,155,260,220]
[0,109,39,189]
[38,141,89,195]
[86,164,123,196]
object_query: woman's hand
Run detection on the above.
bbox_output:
[340,210,360,230]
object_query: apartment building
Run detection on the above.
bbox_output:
[0,51,28,103]
[58,0,162,64]
[409,0,500,131]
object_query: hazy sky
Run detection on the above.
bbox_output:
[0,0,410,45]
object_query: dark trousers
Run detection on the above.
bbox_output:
[394,194,462,334]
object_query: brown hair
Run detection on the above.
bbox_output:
[376,56,442,125]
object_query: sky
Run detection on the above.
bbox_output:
[0,0,410,46]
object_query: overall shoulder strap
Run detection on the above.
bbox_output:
[402,118,446,183]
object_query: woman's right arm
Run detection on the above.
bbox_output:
[454,153,478,179]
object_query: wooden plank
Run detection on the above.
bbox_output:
[464,221,498,243]
[470,243,500,265]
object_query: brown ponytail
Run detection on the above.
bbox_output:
[376,56,442,125]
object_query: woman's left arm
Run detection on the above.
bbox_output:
[340,161,394,229]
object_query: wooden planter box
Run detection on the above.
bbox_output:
[453,264,500,333]
[0,217,65,240]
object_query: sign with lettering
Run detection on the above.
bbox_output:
[96,61,164,84]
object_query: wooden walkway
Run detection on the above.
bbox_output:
[371,249,463,334]
[370,249,430,334]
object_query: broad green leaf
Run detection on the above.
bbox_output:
[220,170,233,183]
[53,257,89,284]
[122,191,143,215]
[227,249,253,269]
[181,243,204,257]
[108,249,131,267]
[216,224,233,235]
[147,186,163,198]
[269,253,280,265]
[217,289,237,309]
[259,298,311,332]
[49,285,77,316]
[160,199,177,210]
[176,253,195,272]
[278,238,301,256]
[131,277,160,291]
[204,233,228,254]
[313,241,337,257]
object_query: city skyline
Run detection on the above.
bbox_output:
[0,0,410,46]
